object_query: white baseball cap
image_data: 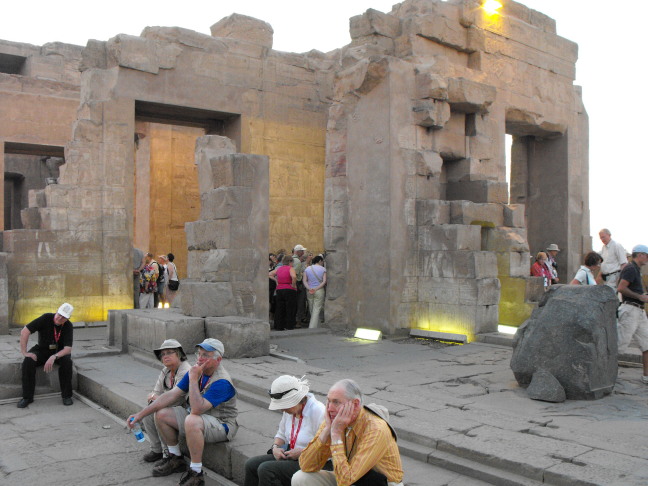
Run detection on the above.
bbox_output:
[57,303,73,319]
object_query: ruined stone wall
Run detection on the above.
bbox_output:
[3,15,331,324]
[323,0,588,336]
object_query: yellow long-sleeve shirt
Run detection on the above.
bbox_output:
[299,408,403,486]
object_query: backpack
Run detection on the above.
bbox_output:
[155,262,165,283]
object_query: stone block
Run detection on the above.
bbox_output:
[482,227,529,252]
[511,285,619,400]
[453,251,498,279]
[20,208,42,229]
[525,277,545,303]
[185,218,252,251]
[414,150,443,177]
[195,136,236,182]
[111,309,206,359]
[180,280,237,317]
[446,180,508,204]
[526,369,566,403]
[418,224,481,251]
[350,8,401,39]
[418,277,458,305]
[416,14,468,52]
[503,204,526,228]
[210,14,274,49]
[416,250,454,278]
[412,100,451,128]
[496,251,531,278]
[415,70,448,100]
[200,187,253,220]
[415,200,450,226]
[205,316,269,358]
[198,153,268,194]
[107,34,159,74]
[449,201,504,226]
[447,78,496,114]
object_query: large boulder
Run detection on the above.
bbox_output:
[510,285,619,400]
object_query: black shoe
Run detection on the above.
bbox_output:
[179,469,204,486]
[152,454,186,477]
[143,451,164,463]
[17,398,33,408]
[62,397,73,406]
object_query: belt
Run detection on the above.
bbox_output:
[602,270,620,278]
[622,301,645,309]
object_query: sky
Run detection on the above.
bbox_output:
[2,0,645,253]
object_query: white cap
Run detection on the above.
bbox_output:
[57,303,73,319]
[294,244,307,252]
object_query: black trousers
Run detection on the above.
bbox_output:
[22,345,73,399]
[274,289,297,330]
[244,454,300,486]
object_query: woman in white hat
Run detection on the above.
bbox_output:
[244,375,325,486]
[141,339,191,464]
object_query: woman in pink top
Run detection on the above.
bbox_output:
[530,251,552,289]
[269,255,297,330]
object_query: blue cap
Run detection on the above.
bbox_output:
[196,338,224,357]
[633,244,648,254]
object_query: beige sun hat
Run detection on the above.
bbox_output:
[546,244,560,252]
[268,375,310,410]
[154,339,187,361]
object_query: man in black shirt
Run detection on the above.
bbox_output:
[18,303,74,408]
[617,245,648,383]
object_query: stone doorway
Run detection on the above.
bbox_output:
[132,101,241,277]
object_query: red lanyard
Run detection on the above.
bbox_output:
[53,326,62,344]
[289,415,303,449]
[199,374,210,392]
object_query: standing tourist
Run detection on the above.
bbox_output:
[616,245,648,383]
[270,255,297,331]
[140,253,159,309]
[545,244,560,284]
[303,255,327,329]
[599,229,627,289]
[166,253,180,306]
[530,252,552,289]
[570,251,603,285]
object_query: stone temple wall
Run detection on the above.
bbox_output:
[0,0,588,337]
[322,0,588,336]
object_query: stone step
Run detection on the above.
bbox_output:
[71,354,520,485]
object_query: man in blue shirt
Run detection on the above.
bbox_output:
[128,338,238,486]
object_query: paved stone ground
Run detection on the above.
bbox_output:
[0,394,223,485]
[3,326,648,485]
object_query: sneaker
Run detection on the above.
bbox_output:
[62,397,73,406]
[152,454,186,477]
[178,469,204,486]
[642,376,648,384]
[17,398,33,408]
[143,450,164,463]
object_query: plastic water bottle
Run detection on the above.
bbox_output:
[130,418,145,442]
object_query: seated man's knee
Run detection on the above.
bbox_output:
[184,414,204,433]
[155,407,176,425]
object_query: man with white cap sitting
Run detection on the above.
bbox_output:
[18,302,75,408]
[617,244,648,383]
[128,338,238,486]
[295,379,403,486]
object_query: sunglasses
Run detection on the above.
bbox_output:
[268,388,297,400]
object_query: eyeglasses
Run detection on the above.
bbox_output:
[160,350,176,357]
[195,351,216,359]
[268,388,297,400]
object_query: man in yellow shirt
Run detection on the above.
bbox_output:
[295,379,403,486]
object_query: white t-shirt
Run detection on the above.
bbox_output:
[275,393,325,449]
[573,266,596,285]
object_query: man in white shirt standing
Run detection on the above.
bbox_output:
[599,228,627,289]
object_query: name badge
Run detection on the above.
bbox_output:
[49,344,57,350]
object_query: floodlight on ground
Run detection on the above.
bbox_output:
[410,328,467,344]
[354,328,382,341]
[483,0,502,15]
[163,303,170,309]
[157,303,163,309]
[498,325,517,335]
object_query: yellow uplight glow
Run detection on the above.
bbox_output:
[157,303,163,309]
[498,324,518,335]
[164,303,170,309]
[354,328,382,341]
[483,0,502,15]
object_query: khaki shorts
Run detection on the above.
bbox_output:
[172,406,229,443]
[617,303,648,352]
